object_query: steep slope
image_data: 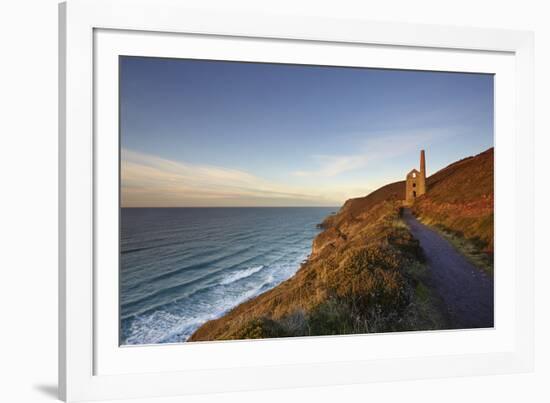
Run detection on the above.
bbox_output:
[190,200,430,341]
[189,148,493,342]
[413,148,494,252]
[319,181,404,228]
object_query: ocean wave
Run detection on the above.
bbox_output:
[220,265,264,285]
[121,244,256,291]
[120,207,333,345]
[121,249,309,322]
[122,274,275,344]
[121,245,304,312]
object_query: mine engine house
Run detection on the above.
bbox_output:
[406,150,427,204]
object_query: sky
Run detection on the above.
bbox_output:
[120,56,493,208]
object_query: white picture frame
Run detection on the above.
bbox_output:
[59,0,534,401]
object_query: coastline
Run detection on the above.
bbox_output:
[188,148,494,342]
[120,207,333,345]
[187,186,420,342]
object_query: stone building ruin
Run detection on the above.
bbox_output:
[405,150,427,204]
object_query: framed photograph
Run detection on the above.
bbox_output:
[59,0,534,401]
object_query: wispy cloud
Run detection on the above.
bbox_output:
[121,129,452,207]
[121,150,343,207]
[294,154,368,177]
[292,129,450,178]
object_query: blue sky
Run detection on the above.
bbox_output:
[120,56,493,207]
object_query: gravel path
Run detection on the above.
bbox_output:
[402,208,494,329]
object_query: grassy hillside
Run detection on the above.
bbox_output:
[189,148,493,342]
[190,199,444,342]
[412,148,494,272]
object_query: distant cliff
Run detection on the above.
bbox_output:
[189,148,493,341]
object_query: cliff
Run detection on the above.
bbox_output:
[189,148,493,341]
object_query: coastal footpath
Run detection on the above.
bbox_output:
[189,148,494,341]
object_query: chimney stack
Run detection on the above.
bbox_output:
[420,149,426,178]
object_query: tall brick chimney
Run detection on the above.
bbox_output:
[420,149,426,178]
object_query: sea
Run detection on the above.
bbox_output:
[120,207,336,345]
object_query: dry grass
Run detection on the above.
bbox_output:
[412,148,494,274]
[188,148,493,342]
[190,201,446,341]
[421,222,494,276]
